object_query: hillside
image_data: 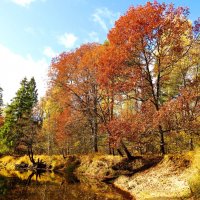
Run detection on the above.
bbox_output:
[114,150,200,199]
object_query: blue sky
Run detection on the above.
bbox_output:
[0,0,199,103]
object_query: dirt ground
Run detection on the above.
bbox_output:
[114,151,200,200]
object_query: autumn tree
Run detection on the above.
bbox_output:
[103,1,199,154]
[154,41,200,152]
[49,44,104,152]
[40,2,200,156]
[154,85,200,151]
[97,43,138,156]
[37,88,73,155]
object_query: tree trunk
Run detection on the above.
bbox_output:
[159,125,165,155]
[120,140,133,160]
[108,141,112,154]
[112,148,115,155]
[90,119,98,153]
[189,137,194,151]
[28,146,36,164]
[93,118,98,152]
[117,149,124,157]
[93,87,98,153]
[62,148,67,159]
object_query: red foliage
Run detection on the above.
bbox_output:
[106,118,136,148]
[154,87,200,134]
[0,116,4,127]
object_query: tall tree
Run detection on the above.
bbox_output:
[104,1,199,154]
[0,77,38,154]
[0,87,3,127]
[49,44,102,152]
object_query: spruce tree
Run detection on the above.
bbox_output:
[1,77,38,154]
[0,87,3,116]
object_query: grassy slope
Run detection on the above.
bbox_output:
[0,155,66,182]
[0,154,123,178]
[0,155,65,170]
[1,151,200,199]
[0,155,130,200]
[114,150,200,199]
[76,154,123,179]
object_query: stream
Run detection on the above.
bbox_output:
[0,170,131,200]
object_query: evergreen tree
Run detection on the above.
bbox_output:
[0,77,38,154]
[0,87,3,129]
[0,87,3,116]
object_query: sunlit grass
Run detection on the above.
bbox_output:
[0,154,65,172]
[0,151,199,199]
[184,148,200,196]
[15,155,32,166]
[0,155,16,170]
[77,154,123,178]
[114,149,200,199]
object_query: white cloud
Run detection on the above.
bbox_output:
[58,33,78,49]
[11,0,36,7]
[43,46,57,58]
[93,13,108,31]
[10,0,46,7]
[0,43,49,104]
[88,31,99,43]
[92,8,120,32]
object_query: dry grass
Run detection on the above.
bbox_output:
[0,153,125,184]
[114,150,200,200]
[0,151,199,199]
[0,154,68,183]
[0,154,65,171]
[76,154,123,179]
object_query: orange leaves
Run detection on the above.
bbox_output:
[154,87,200,133]
[54,108,73,143]
[108,1,193,68]
[97,43,140,93]
[45,2,199,153]
[105,1,196,110]
[48,43,102,145]
[106,118,136,147]
[0,116,4,127]
[108,1,165,47]
[50,43,100,99]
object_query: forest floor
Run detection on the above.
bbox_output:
[114,150,200,199]
[0,151,199,199]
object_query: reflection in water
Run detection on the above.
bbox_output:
[0,170,130,200]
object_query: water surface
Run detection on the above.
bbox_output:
[0,171,130,200]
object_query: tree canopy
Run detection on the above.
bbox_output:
[0,1,199,157]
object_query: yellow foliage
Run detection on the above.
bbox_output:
[15,155,32,165]
[0,155,65,172]
[77,154,123,178]
[0,156,17,170]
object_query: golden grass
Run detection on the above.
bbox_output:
[0,153,124,185]
[114,149,200,199]
[15,155,32,165]
[77,154,123,178]
[0,155,67,184]
[184,149,200,196]
[0,155,17,170]
[0,154,65,171]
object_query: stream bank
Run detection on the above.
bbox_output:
[114,150,200,199]
[0,151,200,199]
